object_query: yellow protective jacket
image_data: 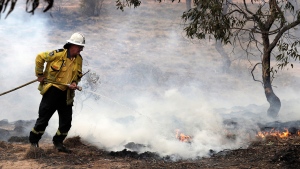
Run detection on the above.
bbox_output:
[35,49,83,105]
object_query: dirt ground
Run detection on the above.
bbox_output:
[0,135,299,169]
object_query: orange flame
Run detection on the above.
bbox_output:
[256,128,297,138]
[175,129,192,142]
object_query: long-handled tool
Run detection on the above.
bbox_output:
[0,79,38,96]
[44,80,83,91]
[0,69,90,96]
[0,79,83,97]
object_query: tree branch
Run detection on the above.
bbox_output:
[251,62,263,85]
[269,19,300,52]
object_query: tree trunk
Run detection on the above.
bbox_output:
[213,0,232,73]
[262,38,281,118]
[261,1,281,118]
[186,0,191,11]
[215,40,231,73]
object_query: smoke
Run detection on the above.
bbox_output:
[0,2,53,120]
[1,0,300,160]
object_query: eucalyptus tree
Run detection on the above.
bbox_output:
[182,0,300,118]
[215,0,232,73]
[119,0,300,118]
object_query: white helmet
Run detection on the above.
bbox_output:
[66,32,85,46]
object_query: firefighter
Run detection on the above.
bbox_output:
[29,32,85,153]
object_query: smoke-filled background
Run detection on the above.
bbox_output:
[1,0,300,159]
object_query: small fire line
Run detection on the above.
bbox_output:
[257,128,300,139]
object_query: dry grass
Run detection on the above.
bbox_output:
[24,147,46,159]
[63,135,85,148]
[0,141,13,150]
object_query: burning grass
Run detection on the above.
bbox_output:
[257,128,299,139]
[256,127,300,144]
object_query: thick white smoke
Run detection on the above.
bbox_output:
[1,0,300,160]
[0,2,51,120]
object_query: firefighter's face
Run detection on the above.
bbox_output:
[69,45,84,56]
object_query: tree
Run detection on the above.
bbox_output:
[186,0,192,11]
[80,0,104,17]
[181,0,300,118]
[119,0,300,118]
[214,0,232,73]
[186,0,232,73]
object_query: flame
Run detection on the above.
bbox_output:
[175,129,192,142]
[256,128,297,138]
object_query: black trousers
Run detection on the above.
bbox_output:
[29,86,73,143]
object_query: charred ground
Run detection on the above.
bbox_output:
[0,135,300,169]
[1,118,300,168]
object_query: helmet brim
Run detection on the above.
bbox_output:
[66,40,85,47]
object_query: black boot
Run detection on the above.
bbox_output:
[29,131,42,145]
[53,141,71,153]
